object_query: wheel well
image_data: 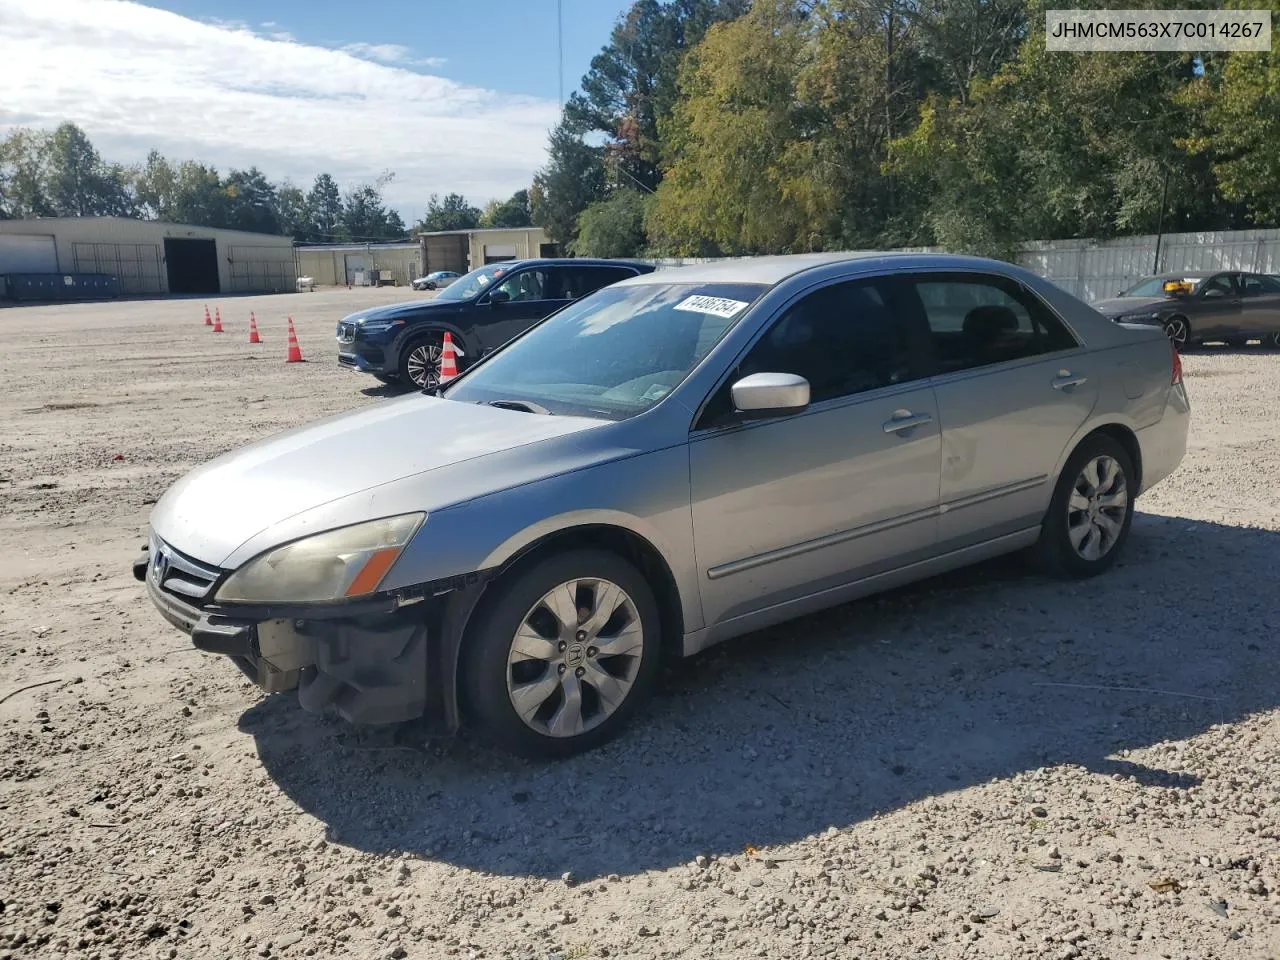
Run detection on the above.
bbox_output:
[494,525,686,663]
[1084,423,1143,493]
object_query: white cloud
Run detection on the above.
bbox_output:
[341,42,447,68]
[0,0,556,215]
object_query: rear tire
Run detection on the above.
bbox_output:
[462,549,662,758]
[1035,435,1136,580]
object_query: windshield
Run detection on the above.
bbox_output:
[443,281,768,419]
[433,263,515,301]
[1122,276,1201,297]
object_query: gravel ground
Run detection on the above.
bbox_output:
[1,292,1278,960]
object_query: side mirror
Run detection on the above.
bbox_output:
[488,290,511,304]
[731,372,810,418]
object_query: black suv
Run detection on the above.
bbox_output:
[336,258,656,388]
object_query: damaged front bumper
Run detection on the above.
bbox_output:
[133,548,430,726]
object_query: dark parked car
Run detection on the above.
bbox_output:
[1092,270,1280,350]
[337,259,657,388]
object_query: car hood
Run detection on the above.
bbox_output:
[1092,296,1170,317]
[347,299,464,323]
[150,396,610,568]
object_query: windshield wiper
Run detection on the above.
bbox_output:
[485,399,553,415]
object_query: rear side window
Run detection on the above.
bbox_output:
[1242,273,1280,295]
[557,266,637,300]
[910,275,1077,373]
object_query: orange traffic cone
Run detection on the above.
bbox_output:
[212,307,223,333]
[439,332,459,384]
[248,312,262,344]
[203,304,212,326]
[285,317,305,363]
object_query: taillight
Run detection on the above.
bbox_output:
[1170,343,1183,386]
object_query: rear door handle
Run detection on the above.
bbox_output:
[1052,370,1088,390]
[883,410,934,434]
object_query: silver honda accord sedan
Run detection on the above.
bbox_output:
[135,253,1189,757]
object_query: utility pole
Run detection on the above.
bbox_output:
[1152,168,1171,275]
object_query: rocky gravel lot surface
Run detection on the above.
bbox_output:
[1,291,1278,960]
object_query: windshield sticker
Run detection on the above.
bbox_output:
[477,275,490,286]
[674,295,750,318]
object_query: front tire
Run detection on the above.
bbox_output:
[462,549,661,758]
[1035,435,1136,579]
[1163,315,1191,351]
[398,333,445,390]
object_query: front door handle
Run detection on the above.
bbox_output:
[1052,370,1088,390]
[883,410,934,434]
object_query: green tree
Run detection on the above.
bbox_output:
[276,183,309,241]
[0,128,55,218]
[43,123,133,217]
[170,162,230,228]
[223,167,280,234]
[1178,0,1280,222]
[342,184,406,240]
[478,189,532,228]
[306,173,344,241]
[133,150,179,220]
[416,192,481,232]
[531,118,609,247]
[571,189,653,257]
[651,1,833,254]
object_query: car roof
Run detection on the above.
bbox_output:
[612,251,1026,288]
[496,257,655,271]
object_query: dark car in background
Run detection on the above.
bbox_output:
[1092,270,1280,350]
[337,259,657,388]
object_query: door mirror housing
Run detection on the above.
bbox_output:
[731,372,810,418]
[488,289,511,304]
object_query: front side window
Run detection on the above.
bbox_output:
[912,276,1077,373]
[1199,274,1235,299]
[490,268,552,302]
[444,282,767,420]
[698,278,918,428]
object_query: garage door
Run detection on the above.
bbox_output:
[483,244,517,264]
[344,254,367,285]
[0,234,58,273]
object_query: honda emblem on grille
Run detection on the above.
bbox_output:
[152,547,169,583]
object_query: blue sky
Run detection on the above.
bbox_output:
[0,0,633,218]
[147,0,631,103]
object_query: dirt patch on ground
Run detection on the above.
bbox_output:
[1,292,1278,959]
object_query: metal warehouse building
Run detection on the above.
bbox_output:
[419,226,558,275]
[0,217,297,297]
[295,242,421,288]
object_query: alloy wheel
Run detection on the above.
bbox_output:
[1066,455,1128,562]
[505,578,644,738]
[405,342,442,389]
[1163,317,1189,349]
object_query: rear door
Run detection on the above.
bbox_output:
[904,272,1098,550]
[1238,273,1280,335]
[555,265,640,301]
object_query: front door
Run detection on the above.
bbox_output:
[1189,273,1243,341]
[904,273,1098,548]
[476,266,569,352]
[689,277,941,632]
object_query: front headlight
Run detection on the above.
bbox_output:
[359,318,406,333]
[216,513,425,604]
[1119,312,1162,323]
